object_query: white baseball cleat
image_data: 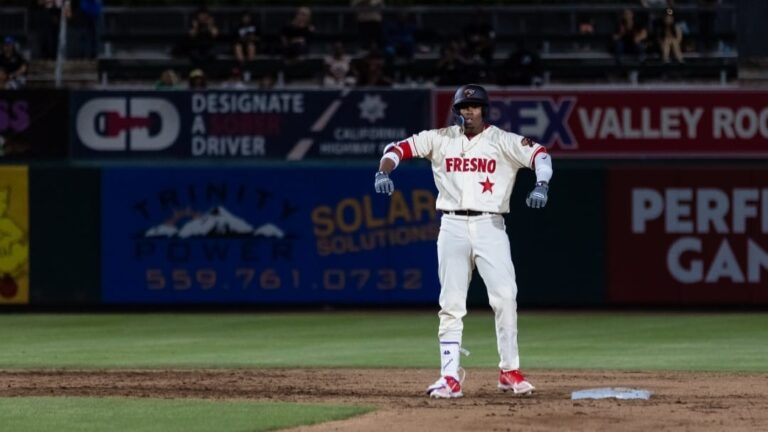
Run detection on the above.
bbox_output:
[498,369,535,395]
[426,375,463,399]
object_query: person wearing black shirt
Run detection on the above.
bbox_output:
[281,7,315,62]
[233,11,260,63]
[186,7,219,65]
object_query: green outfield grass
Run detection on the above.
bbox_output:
[0,397,370,432]
[0,312,766,372]
[1,312,765,431]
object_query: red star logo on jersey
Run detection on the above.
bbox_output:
[479,177,494,193]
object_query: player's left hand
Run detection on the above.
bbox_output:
[374,171,394,196]
[526,181,549,208]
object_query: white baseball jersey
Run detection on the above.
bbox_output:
[394,125,547,213]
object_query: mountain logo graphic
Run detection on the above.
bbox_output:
[143,205,285,239]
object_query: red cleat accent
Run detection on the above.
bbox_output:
[426,375,463,399]
[498,369,535,395]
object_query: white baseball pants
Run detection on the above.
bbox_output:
[436,213,520,371]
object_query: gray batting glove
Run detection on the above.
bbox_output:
[526,181,549,208]
[374,171,394,195]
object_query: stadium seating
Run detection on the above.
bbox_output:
[1,4,739,87]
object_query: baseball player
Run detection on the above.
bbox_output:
[374,84,552,398]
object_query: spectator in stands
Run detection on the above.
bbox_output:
[186,7,220,66]
[462,10,496,65]
[221,66,248,90]
[281,7,315,63]
[323,42,355,88]
[579,17,595,35]
[575,16,595,52]
[233,11,260,64]
[0,37,28,89]
[657,8,684,63]
[37,0,72,60]
[256,73,276,90]
[351,0,384,52]
[188,68,207,90]
[382,11,416,62]
[435,39,472,86]
[640,0,674,51]
[498,40,543,87]
[356,47,392,87]
[78,0,103,59]
[155,69,180,90]
[612,9,648,63]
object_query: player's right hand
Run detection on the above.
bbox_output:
[374,171,394,196]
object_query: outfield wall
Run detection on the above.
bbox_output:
[1,88,767,307]
[11,162,766,308]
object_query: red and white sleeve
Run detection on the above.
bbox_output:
[381,139,414,168]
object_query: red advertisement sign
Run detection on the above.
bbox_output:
[607,168,768,305]
[433,89,768,158]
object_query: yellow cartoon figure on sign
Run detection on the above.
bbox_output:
[0,187,29,300]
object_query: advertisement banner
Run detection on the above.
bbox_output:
[433,89,768,158]
[0,90,68,159]
[72,90,430,160]
[607,167,768,305]
[101,166,441,304]
[0,166,29,304]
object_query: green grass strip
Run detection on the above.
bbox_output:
[0,397,370,432]
[0,312,765,371]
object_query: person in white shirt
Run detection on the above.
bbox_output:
[374,84,552,398]
[322,42,355,88]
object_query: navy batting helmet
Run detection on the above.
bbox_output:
[452,84,489,124]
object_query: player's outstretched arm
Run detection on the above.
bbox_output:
[374,143,399,196]
[526,152,553,209]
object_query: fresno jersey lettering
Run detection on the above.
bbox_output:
[398,125,546,213]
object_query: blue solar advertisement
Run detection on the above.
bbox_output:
[101,165,441,304]
[71,90,430,160]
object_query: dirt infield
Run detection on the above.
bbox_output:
[1,369,766,431]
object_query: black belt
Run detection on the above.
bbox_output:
[443,210,492,216]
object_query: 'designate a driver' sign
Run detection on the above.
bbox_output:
[433,89,768,158]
